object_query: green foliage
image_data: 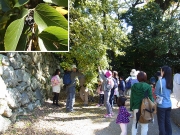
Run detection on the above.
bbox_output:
[58,0,129,91]
[0,0,68,51]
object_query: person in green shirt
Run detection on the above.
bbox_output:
[130,71,154,135]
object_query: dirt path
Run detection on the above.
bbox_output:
[2,94,180,135]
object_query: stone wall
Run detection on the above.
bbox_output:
[0,52,62,133]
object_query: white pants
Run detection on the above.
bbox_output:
[119,123,127,135]
[131,109,148,135]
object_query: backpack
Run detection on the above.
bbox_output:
[112,78,118,89]
[51,75,60,86]
[125,78,138,89]
[136,90,156,128]
[125,78,132,89]
[63,72,71,85]
[106,78,114,90]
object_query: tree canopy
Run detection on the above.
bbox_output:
[0,0,68,51]
[59,0,180,90]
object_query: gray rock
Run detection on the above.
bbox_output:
[0,115,11,133]
[27,103,35,111]
[14,69,24,82]
[2,105,12,118]
[9,53,23,69]
[6,88,21,109]
[16,82,28,93]
[1,55,10,66]
[34,100,41,107]
[0,99,7,115]
[34,89,43,100]
[23,71,31,85]
[21,92,30,106]
[7,52,16,58]
[31,77,38,90]
[0,76,7,99]
[2,66,18,87]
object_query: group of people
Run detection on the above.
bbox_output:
[51,65,179,135]
[97,66,175,135]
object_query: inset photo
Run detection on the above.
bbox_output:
[0,0,68,51]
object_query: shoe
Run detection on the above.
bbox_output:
[96,104,100,107]
[104,114,112,118]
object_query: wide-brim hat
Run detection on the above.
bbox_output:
[105,70,112,78]
[130,69,137,76]
[72,64,77,69]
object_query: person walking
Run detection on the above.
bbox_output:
[130,71,154,135]
[98,66,114,118]
[51,69,61,107]
[173,69,180,106]
[119,76,125,96]
[155,66,173,135]
[125,69,139,96]
[109,71,119,108]
[96,79,104,107]
[116,96,131,135]
[66,65,80,112]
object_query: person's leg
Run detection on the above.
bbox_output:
[53,92,56,104]
[140,123,148,135]
[109,89,114,107]
[99,94,103,105]
[79,86,84,102]
[55,93,60,106]
[66,89,70,111]
[120,123,127,135]
[131,109,138,135]
[104,91,112,115]
[157,107,166,135]
[165,107,172,135]
[69,86,76,111]
[84,87,89,105]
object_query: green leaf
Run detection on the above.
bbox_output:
[38,26,68,51]
[18,8,28,18]
[16,33,27,51]
[34,3,68,32]
[4,18,24,51]
[14,0,30,7]
[0,0,11,12]
[43,0,68,7]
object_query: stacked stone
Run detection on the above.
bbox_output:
[0,52,61,133]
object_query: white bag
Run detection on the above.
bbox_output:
[156,79,163,104]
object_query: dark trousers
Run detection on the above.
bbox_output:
[53,92,59,105]
[157,107,172,135]
[98,94,104,105]
[109,89,114,107]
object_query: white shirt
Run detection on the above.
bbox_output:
[52,75,61,93]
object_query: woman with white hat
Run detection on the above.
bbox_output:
[125,69,139,96]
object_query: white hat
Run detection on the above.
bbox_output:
[72,64,77,69]
[130,69,137,77]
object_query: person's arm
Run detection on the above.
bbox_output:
[148,85,154,102]
[154,80,160,96]
[130,85,134,111]
[98,67,106,81]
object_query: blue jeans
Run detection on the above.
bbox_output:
[104,90,112,114]
[66,86,76,111]
[109,88,114,107]
[157,107,172,135]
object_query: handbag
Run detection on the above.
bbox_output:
[156,79,163,104]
